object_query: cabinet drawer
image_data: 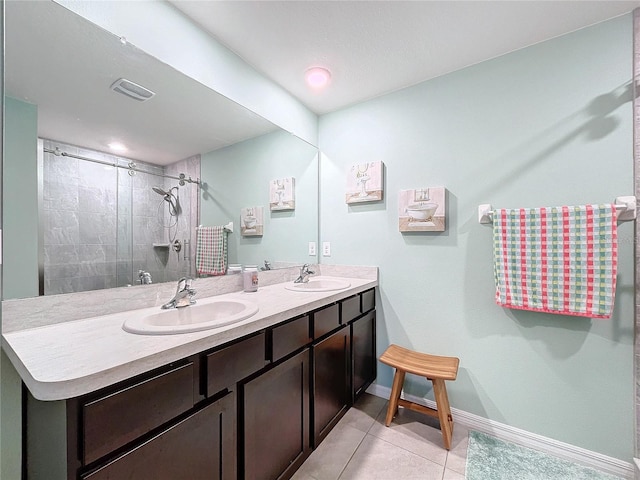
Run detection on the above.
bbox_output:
[271,315,311,362]
[82,362,195,465]
[340,295,360,324]
[362,288,375,313]
[313,303,340,339]
[206,331,266,395]
[82,393,234,480]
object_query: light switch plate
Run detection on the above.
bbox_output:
[308,241,316,256]
[322,241,331,257]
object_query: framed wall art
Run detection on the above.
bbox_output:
[345,161,384,204]
[398,187,446,232]
[269,177,295,211]
[241,206,264,236]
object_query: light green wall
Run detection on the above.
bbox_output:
[318,15,634,461]
[201,130,318,266]
[2,95,39,478]
[4,96,39,299]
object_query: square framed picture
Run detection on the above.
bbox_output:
[398,187,446,232]
[241,206,264,236]
[345,161,383,204]
[269,177,295,211]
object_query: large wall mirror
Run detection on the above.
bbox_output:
[3,1,319,300]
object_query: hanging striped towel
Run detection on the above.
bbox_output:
[492,204,618,319]
[196,226,228,276]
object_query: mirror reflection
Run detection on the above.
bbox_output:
[3,1,318,299]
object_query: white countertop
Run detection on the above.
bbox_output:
[2,276,377,401]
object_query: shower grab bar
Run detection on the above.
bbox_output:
[478,196,636,224]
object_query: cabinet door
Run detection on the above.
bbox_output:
[243,349,310,480]
[352,311,376,402]
[82,391,236,480]
[313,326,350,447]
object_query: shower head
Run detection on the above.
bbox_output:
[152,186,170,197]
[152,185,180,216]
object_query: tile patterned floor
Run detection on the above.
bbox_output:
[292,393,468,480]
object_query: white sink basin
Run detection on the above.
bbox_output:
[285,277,351,292]
[123,298,259,335]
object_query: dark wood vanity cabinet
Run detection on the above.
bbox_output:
[205,331,267,396]
[351,310,376,401]
[242,349,310,480]
[81,361,196,465]
[312,326,350,447]
[342,290,377,402]
[82,390,236,480]
[27,287,377,480]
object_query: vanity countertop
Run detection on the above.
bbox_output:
[2,276,377,401]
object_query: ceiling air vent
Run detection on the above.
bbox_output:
[110,78,155,102]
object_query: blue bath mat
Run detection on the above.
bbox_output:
[465,431,623,480]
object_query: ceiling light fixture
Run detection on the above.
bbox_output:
[305,67,331,89]
[108,142,128,153]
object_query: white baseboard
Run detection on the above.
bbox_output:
[366,384,634,479]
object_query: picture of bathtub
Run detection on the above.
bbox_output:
[241,206,264,236]
[398,187,446,232]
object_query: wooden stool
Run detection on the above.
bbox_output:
[379,344,460,450]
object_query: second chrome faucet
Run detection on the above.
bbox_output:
[294,264,315,284]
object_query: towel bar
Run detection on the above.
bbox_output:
[478,196,636,224]
[197,222,234,233]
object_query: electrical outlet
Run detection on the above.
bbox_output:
[308,241,316,256]
[322,241,331,257]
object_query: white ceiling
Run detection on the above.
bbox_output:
[5,1,277,166]
[5,1,640,165]
[170,0,640,115]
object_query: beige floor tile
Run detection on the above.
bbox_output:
[340,393,387,433]
[292,423,366,480]
[444,425,469,475]
[367,406,448,466]
[290,470,319,480]
[338,434,445,480]
[442,468,465,480]
[353,392,388,416]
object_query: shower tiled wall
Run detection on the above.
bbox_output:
[43,139,200,295]
[163,154,200,281]
[43,139,118,294]
[125,160,166,287]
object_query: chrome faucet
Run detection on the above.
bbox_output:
[261,260,272,271]
[294,264,315,283]
[161,277,196,309]
[138,270,152,285]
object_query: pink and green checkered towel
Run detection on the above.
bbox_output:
[493,204,617,319]
[196,226,228,276]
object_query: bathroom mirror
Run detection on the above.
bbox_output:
[3,1,319,299]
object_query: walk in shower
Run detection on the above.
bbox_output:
[41,139,200,295]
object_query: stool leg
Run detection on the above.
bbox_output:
[385,369,405,426]
[432,378,454,450]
